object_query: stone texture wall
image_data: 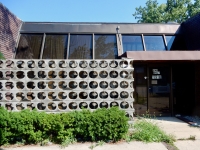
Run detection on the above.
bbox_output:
[0,3,22,59]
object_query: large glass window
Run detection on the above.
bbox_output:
[122,35,143,52]
[43,34,68,59]
[144,36,166,51]
[165,35,187,50]
[16,34,43,59]
[68,35,92,59]
[95,35,118,59]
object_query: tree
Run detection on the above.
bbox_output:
[133,0,200,23]
[133,0,166,23]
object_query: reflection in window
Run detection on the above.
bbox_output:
[122,35,143,52]
[43,35,68,59]
[16,34,43,59]
[95,35,118,59]
[69,35,92,59]
[165,35,187,50]
[165,36,175,50]
[144,36,166,51]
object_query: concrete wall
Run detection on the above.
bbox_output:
[0,3,22,59]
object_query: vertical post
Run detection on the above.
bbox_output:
[170,65,173,116]
[93,33,95,59]
[163,34,168,50]
[67,33,70,59]
[141,34,146,51]
[147,65,149,111]
[40,33,46,59]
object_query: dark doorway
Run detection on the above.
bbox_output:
[148,67,170,116]
[172,63,195,115]
[133,64,170,116]
[133,65,148,115]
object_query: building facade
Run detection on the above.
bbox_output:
[1,3,200,117]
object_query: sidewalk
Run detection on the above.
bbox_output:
[155,117,200,150]
[1,117,200,150]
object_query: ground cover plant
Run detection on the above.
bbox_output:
[129,118,175,143]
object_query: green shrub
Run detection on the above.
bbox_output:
[0,107,129,145]
[130,119,175,144]
[89,107,129,141]
[0,107,12,145]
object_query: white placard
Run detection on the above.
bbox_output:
[152,75,162,79]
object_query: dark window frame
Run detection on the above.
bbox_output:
[94,34,118,59]
[143,35,167,51]
[15,33,44,59]
[121,34,144,53]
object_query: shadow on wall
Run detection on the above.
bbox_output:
[181,13,200,50]
[0,3,22,59]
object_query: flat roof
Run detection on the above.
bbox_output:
[20,22,181,34]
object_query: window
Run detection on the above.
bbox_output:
[165,36,175,50]
[68,35,92,59]
[95,35,118,59]
[16,34,43,59]
[165,35,187,50]
[144,36,166,51]
[43,34,68,59]
[122,35,143,52]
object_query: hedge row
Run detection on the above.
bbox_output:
[0,107,129,145]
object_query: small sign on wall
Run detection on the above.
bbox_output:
[152,75,162,79]
[151,80,157,84]
[152,69,160,74]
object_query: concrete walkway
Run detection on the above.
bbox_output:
[155,117,200,150]
[1,117,200,150]
[2,142,168,150]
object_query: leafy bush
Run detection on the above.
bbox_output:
[0,107,129,145]
[89,107,129,141]
[130,118,175,144]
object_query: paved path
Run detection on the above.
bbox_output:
[154,117,200,150]
[1,142,168,150]
[1,117,200,150]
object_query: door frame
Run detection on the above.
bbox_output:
[133,62,173,116]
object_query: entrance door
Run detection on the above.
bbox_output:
[133,65,171,116]
[148,67,170,116]
[133,66,148,115]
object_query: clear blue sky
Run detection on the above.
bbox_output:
[1,0,166,22]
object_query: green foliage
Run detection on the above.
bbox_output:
[0,52,5,59]
[130,118,175,144]
[60,137,76,148]
[0,107,129,146]
[133,0,200,23]
[88,107,129,141]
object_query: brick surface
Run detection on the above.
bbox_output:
[0,3,22,59]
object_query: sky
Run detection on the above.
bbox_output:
[1,0,167,22]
